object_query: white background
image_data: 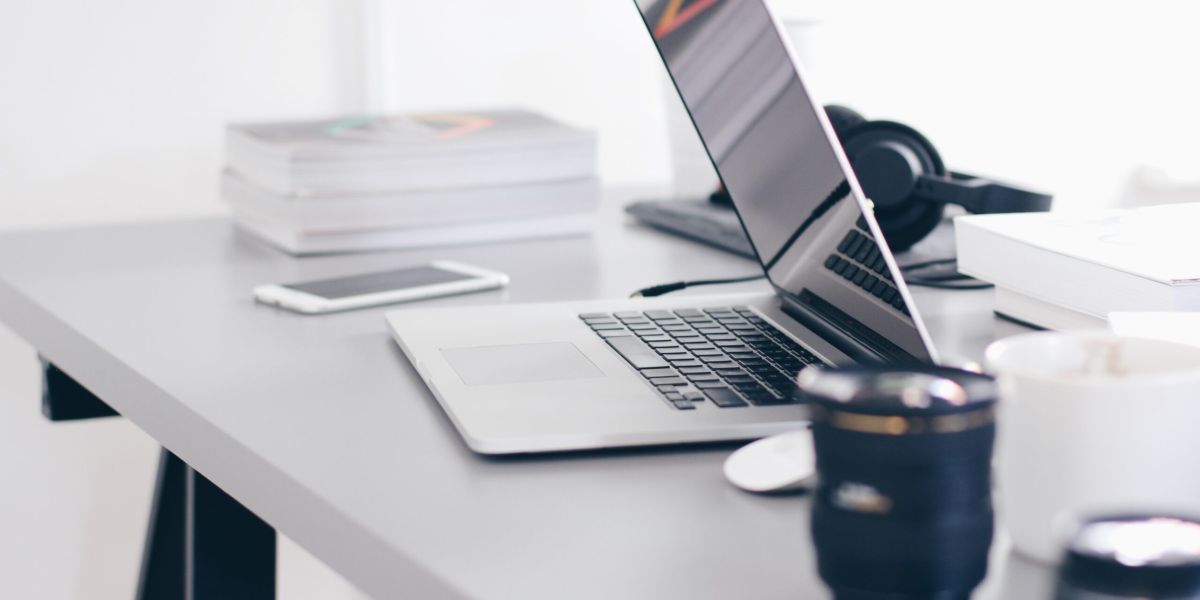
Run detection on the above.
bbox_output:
[3,1,1200,598]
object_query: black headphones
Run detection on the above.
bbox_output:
[711,105,1052,252]
[823,105,1051,251]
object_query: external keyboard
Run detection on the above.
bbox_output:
[824,216,910,316]
[580,307,823,411]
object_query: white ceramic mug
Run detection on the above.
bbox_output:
[986,331,1200,564]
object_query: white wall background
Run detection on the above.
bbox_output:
[0,1,369,598]
[4,1,1200,598]
[375,0,1200,207]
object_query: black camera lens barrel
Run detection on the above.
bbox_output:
[801,366,998,600]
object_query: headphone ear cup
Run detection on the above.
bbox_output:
[823,105,866,143]
[839,120,946,252]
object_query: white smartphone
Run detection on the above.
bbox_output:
[253,261,509,314]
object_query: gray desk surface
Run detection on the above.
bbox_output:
[0,189,1052,599]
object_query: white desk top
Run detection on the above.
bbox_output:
[0,189,1044,599]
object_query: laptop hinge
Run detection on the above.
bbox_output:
[779,290,920,365]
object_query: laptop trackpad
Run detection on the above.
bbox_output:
[441,342,604,386]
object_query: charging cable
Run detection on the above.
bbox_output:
[630,258,991,298]
[630,274,766,298]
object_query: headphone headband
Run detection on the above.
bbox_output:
[915,172,1053,215]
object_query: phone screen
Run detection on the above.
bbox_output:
[282,266,474,300]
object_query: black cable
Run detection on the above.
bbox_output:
[900,257,994,290]
[629,256,992,298]
[630,274,765,298]
[898,258,958,271]
[904,280,994,290]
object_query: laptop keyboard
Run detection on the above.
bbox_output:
[580,307,823,411]
[823,216,910,316]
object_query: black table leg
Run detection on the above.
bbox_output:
[136,452,277,600]
[40,361,276,599]
[185,465,276,600]
[137,449,187,599]
[39,356,117,421]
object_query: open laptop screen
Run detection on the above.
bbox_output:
[633,0,935,363]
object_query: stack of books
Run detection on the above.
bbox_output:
[223,109,599,254]
[955,203,1200,330]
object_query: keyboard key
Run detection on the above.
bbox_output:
[695,381,726,389]
[675,335,705,344]
[673,309,704,318]
[579,312,610,320]
[854,241,873,263]
[596,329,631,338]
[687,374,720,382]
[662,324,692,332]
[644,310,675,321]
[714,368,746,376]
[614,311,642,320]
[694,349,724,357]
[641,368,677,378]
[706,360,737,369]
[706,334,736,342]
[682,390,706,402]
[837,232,856,253]
[649,376,687,386]
[864,246,880,267]
[657,384,683,392]
[606,336,670,370]
[684,343,716,350]
[679,367,711,375]
[670,359,703,368]
[640,335,671,343]
[871,255,887,274]
[589,323,625,331]
[648,342,681,350]
[845,233,866,257]
[664,391,684,401]
[704,387,749,408]
[672,399,696,410]
[659,352,690,361]
[726,375,755,384]
[627,323,659,331]
[824,255,839,270]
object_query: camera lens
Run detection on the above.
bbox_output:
[1057,515,1200,599]
[798,366,997,599]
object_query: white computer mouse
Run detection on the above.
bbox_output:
[723,428,816,494]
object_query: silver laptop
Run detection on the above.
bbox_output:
[386,0,939,454]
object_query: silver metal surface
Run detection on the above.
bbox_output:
[387,293,831,454]
[0,188,1039,599]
